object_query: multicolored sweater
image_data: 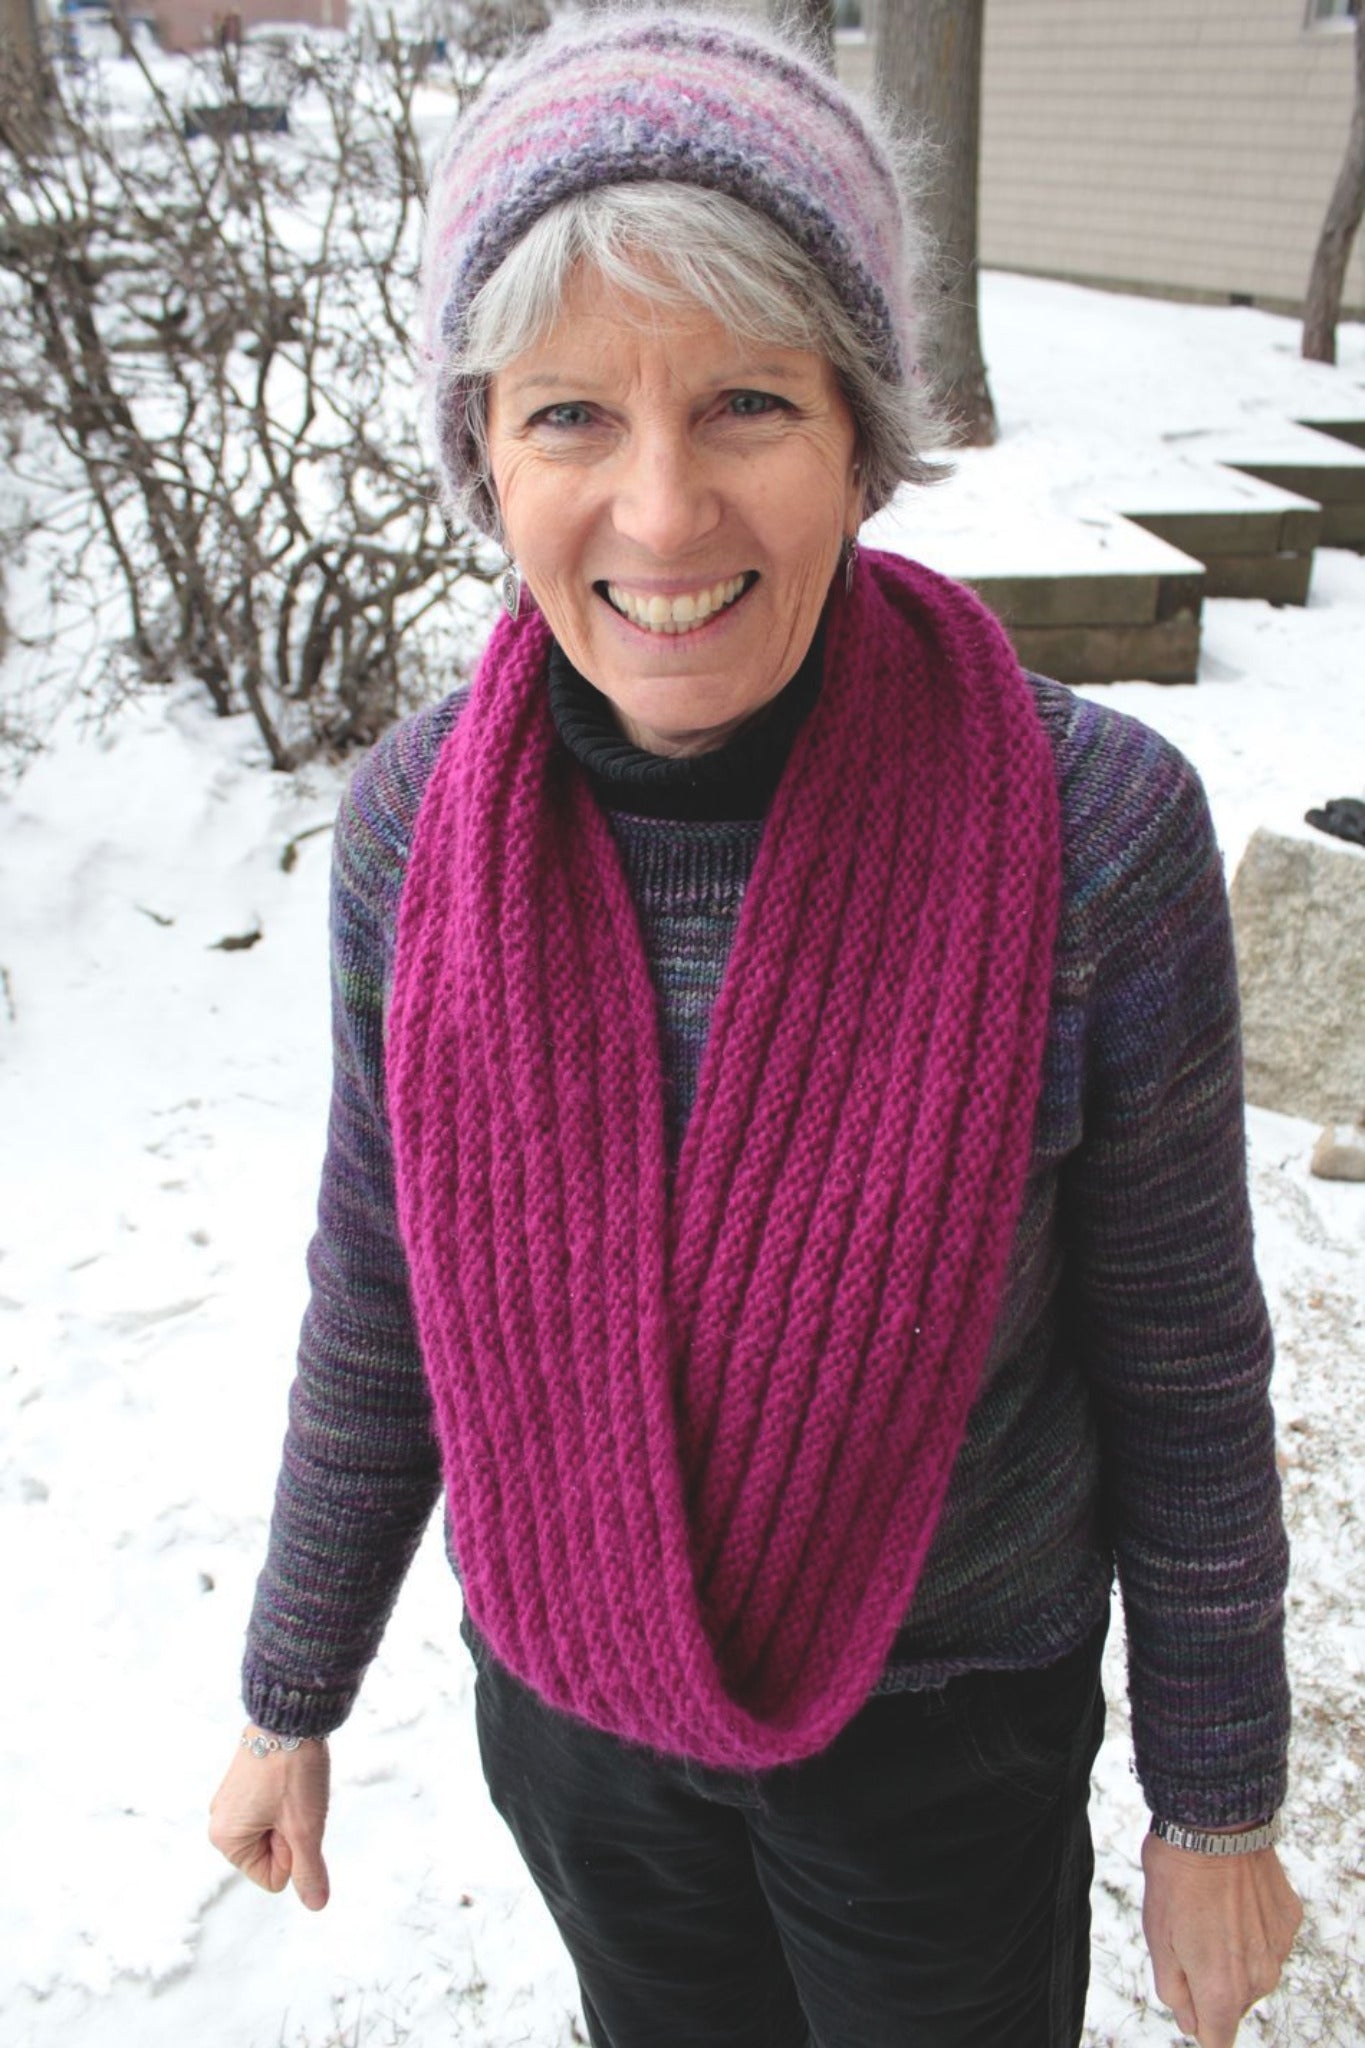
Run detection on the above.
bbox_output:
[243,660,1289,1827]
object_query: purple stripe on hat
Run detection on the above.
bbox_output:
[418,9,915,523]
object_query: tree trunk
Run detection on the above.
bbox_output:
[0,0,48,151]
[0,0,37,66]
[770,0,835,76]
[1303,12,1365,365]
[875,0,996,447]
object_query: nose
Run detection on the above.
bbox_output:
[610,425,722,560]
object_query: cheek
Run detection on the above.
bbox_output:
[492,455,592,589]
[488,444,531,550]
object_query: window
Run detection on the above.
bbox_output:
[1305,0,1359,23]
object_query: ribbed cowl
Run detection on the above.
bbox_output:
[387,549,1061,1768]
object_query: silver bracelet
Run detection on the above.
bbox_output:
[241,1727,328,1759]
[1149,1814,1281,1856]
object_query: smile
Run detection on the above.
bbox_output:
[600,574,756,635]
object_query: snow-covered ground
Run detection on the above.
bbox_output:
[2,267,1363,2047]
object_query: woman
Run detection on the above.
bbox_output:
[210,12,1301,2045]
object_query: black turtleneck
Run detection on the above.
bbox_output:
[547,627,824,823]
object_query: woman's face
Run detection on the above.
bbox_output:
[486,271,863,757]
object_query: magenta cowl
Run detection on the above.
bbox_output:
[387,549,1061,1768]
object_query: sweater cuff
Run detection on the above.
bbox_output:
[1139,1768,1289,1833]
[242,1672,355,1741]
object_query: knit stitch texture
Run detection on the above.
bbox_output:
[243,587,1290,1824]
[418,9,913,529]
[384,551,1059,1769]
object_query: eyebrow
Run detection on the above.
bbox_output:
[500,361,811,398]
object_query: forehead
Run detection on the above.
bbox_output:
[491,276,837,403]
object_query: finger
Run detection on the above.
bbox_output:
[1170,1995,1199,2041]
[1156,1967,1201,2040]
[267,1829,294,1894]
[1191,2009,1240,2048]
[222,1830,288,1894]
[287,1831,331,1912]
[1150,1945,1194,2035]
[1187,1979,1251,2048]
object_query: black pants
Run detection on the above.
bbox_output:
[469,1619,1107,2048]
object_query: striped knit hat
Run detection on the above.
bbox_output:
[419,7,914,528]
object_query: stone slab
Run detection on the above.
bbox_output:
[1280,504,1324,554]
[1299,418,1365,453]
[1229,827,1365,1126]
[1126,506,1314,558]
[1311,1126,1365,1182]
[1320,502,1365,549]
[964,571,1161,628]
[1003,614,1200,685]
[1201,551,1314,605]
[1228,459,1365,508]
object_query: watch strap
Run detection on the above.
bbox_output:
[1149,1814,1281,1856]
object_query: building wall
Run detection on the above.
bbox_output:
[976,0,1364,315]
[835,3,1363,317]
[155,0,345,55]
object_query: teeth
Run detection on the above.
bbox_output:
[605,575,749,634]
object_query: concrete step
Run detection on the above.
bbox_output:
[1114,467,1322,604]
[962,565,1204,683]
[1198,424,1365,551]
[1298,416,1365,454]
[866,495,1206,686]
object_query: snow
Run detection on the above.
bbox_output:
[867,270,1365,584]
[2,266,1364,2047]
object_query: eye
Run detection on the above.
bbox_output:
[530,401,596,430]
[726,390,787,418]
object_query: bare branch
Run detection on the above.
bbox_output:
[0,23,521,768]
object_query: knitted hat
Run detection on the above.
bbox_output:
[419,7,915,528]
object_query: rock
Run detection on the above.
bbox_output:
[1311,1126,1365,1183]
[1229,827,1365,1125]
[1305,796,1365,848]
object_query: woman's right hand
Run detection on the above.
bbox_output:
[208,1730,332,1910]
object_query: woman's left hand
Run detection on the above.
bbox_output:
[1141,1832,1302,2046]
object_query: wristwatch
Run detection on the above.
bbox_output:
[1149,1814,1281,1856]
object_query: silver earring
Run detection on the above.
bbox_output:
[500,562,522,621]
[842,536,859,595]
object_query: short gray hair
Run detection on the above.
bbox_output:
[445,180,943,542]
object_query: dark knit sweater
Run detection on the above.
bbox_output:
[244,663,1290,1828]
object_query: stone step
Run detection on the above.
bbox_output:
[1114,468,1322,604]
[865,494,1208,686]
[1200,424,1365,551]
[863,412,1365,683]
[1298,416,1365,453]
[961,566,1203,683]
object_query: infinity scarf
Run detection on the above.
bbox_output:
[387,549,1060,1768]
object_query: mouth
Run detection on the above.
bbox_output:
[597,573,758,636]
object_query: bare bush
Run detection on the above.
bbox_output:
[0,15,538,767]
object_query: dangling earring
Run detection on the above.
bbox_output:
[842,536,860,595]
[500,561,522,621]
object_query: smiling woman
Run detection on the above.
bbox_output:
[485,271,862,754]
[210,12,1300,2048]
